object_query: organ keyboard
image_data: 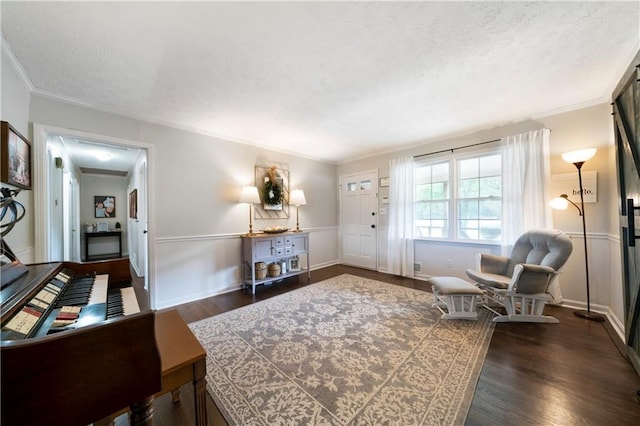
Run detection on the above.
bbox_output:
[1,266,141,340]
[1,258,160,426]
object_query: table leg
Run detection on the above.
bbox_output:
[193,360,208,426]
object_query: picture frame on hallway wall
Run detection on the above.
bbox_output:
[129,189,138,219]
[1,121,32,190]
[95,195,116,218]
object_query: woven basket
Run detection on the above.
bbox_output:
[268,263,281,277]
[255,262,268,280]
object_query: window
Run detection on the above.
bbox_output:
[415,151,502,242]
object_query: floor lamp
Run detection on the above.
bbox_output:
[239,186,261,236]
[550,148,604,322]
[289,189,307,232]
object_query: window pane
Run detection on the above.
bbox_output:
[459,158,479,180]
[347,182,357,191]
[415,166,432,184]
[431,201,448,219]
[360,180,371,190]
[415,184,432,201]
[432,163,449,182]
[479,176,501,197]
[431,182,448,200]
[479,220,502,241]
[480,154,501,177]
[458,199,478,219]
[458,220,479,240]
[459,178,479,198]
[479,199,501,219]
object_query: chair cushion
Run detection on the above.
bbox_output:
[428,276,484,295]
[507,228,573,276]
[465,269,510,289]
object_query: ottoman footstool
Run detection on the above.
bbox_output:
[427,276,484,320]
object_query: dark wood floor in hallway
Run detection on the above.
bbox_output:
[152,265,640,425]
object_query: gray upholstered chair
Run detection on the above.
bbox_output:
[466,228,573,323]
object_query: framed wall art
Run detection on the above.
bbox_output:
[1,121,32,190]
[95,195,116,218]
[129,189,138,219]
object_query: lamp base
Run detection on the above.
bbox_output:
[292,228,303,233]
[573,310,605,322]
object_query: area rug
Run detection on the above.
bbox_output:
[189,274,495,425]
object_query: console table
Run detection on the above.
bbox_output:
[242,231,310,294]
[84,230,122,261]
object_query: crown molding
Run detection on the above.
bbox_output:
[1,33,35,92]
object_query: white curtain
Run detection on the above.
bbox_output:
[388,157,415,277]
[501,128,562,302]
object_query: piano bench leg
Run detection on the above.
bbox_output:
[171,388,181,403]
[130,396,154,426]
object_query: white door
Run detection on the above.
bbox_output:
[340,171,378,269]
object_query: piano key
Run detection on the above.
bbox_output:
[120,287,140,316]
[88,274,108,305]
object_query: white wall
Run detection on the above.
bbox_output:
[28,95,339,308]
[1,47,34,262]
[337,103,623,325]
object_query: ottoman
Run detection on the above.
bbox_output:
[427,276,484,320]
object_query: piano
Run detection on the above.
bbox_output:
[1,258,161,426]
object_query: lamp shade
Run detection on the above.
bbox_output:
[561,148,596,164]
[289,189,307,206]
[239,186,261,204]
[549,196,569,210]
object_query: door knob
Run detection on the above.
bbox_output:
[371,224,376,229]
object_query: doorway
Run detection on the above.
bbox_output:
[32,124,154,308]
[339,170,378,270]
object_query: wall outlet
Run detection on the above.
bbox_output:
[447,259,454,268]
[414,262,422,273]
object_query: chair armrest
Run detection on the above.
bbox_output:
[510,264,556,294]
[477,253,510,275]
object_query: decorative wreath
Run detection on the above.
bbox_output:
[263,166,283,206]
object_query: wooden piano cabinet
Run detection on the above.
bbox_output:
[0,311,161,426]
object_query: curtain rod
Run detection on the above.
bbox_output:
[413,138,501,159]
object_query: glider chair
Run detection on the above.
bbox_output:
[466,228,573,323]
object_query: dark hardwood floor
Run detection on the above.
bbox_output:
[151,265,640,425]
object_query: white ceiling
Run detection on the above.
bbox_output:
[2,2,639,164]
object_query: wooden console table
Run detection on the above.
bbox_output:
[84,230,122,261]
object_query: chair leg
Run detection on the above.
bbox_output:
[477,287,558,323]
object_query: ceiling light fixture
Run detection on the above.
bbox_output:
[94,150,113,161]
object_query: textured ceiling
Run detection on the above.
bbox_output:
[2,1,639,163]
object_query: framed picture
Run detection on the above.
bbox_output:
[96,222,109,232]
[129,189,138,219]
[379,177,389,187]
[1,121,32,190]
[95,195,116,218]
[288,256,301,272]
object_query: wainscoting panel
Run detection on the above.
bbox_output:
[152,227,339,309]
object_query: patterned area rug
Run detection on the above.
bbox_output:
[189,274,494,425]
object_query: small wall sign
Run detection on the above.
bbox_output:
[551,171,597,203]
